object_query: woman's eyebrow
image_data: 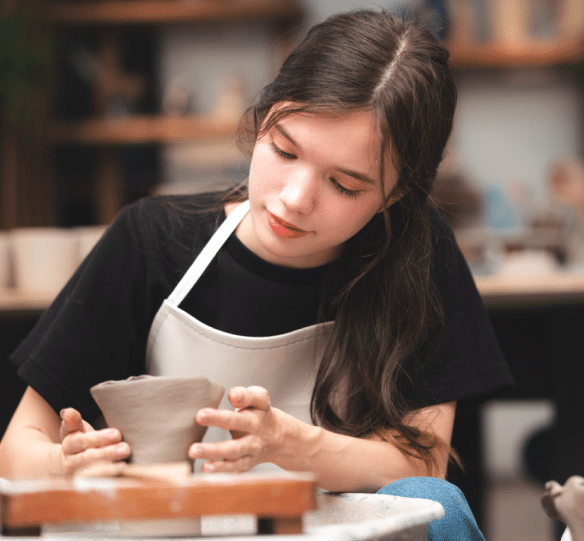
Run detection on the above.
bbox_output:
[273,123,377,185]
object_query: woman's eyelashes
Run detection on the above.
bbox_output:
[270,142,361,198]
[331,178,360,198]
[270,142,296,160]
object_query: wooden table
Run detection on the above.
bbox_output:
[0,474,444,541]
[3,272,584,313]
[1,473,316,536]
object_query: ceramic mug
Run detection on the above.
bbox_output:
[10,227,79,294]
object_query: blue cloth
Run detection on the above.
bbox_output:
[376,477,485,541]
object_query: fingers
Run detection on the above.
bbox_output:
[541,492,561,520]
[544,480,563,497]
[541,480,563,521]
[190,437,259,462]
[60,428,130,476]
[192,386,276,473]
[59,440,131,477]
[62,427,124,455]
[189,437,258,473]
[229,386,270,411]
[57,408,131,476]
[59,408,89,440]
[196,407,259,434]
[200,456,254,474]
[565,475,584,489]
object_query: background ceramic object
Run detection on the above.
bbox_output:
[76,225,107,263]
[90,375,224,465]
[10,227,79,294]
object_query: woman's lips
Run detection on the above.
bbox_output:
[268,212,309,239]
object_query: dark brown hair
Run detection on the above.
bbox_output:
[234,9,458,475]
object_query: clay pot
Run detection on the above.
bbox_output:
[90,375,224,466]
[90,375,224,537]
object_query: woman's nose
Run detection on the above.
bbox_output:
[279,169,317,214]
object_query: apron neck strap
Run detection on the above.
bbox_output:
[167,199,250,307]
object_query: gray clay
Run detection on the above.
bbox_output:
[90,375,224,465]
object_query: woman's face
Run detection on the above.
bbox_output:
[237,108,399,268]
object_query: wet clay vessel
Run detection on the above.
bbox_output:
[90,375,224,465]
[89,375,224,536]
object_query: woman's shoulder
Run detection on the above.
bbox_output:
[119,190,228,245]
[86,190,230,272]
[127,191,227,223]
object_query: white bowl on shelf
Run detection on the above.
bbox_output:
[76,225,107,263]
[10,228,79,295]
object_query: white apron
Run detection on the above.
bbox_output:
[145,200,333,471]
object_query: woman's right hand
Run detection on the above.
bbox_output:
[56,408,131,476]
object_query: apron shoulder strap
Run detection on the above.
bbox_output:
[167,199,250,307]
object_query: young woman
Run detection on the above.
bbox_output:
[0,9,512,540]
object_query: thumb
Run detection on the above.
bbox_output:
[59,408,88,441]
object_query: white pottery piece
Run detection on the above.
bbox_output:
[76,225,107,263]
[10,227,79,294]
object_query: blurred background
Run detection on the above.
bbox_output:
[2,1,584,539]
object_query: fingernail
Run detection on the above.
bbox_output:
[116,443,129,456]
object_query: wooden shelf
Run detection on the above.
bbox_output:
[4,272,584,312]
[46,0,304,25]
[0,288,57,313]
[50,115,239,145]
[448,36,584,68]
[474,271,584,307]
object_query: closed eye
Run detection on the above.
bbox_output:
[331,177,360,198]
[270,142,296,160]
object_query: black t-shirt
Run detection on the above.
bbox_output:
[11,191,513,423]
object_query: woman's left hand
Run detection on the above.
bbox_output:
[188,386,288,473]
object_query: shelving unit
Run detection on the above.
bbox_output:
[0,0,304,308]
[0,0,304,231]
[445,0,584,68]
[0,288,56,313]
[50,115,239,145]
[448,36,584,68]
[46,0,304,25]
[4,271,584,313]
